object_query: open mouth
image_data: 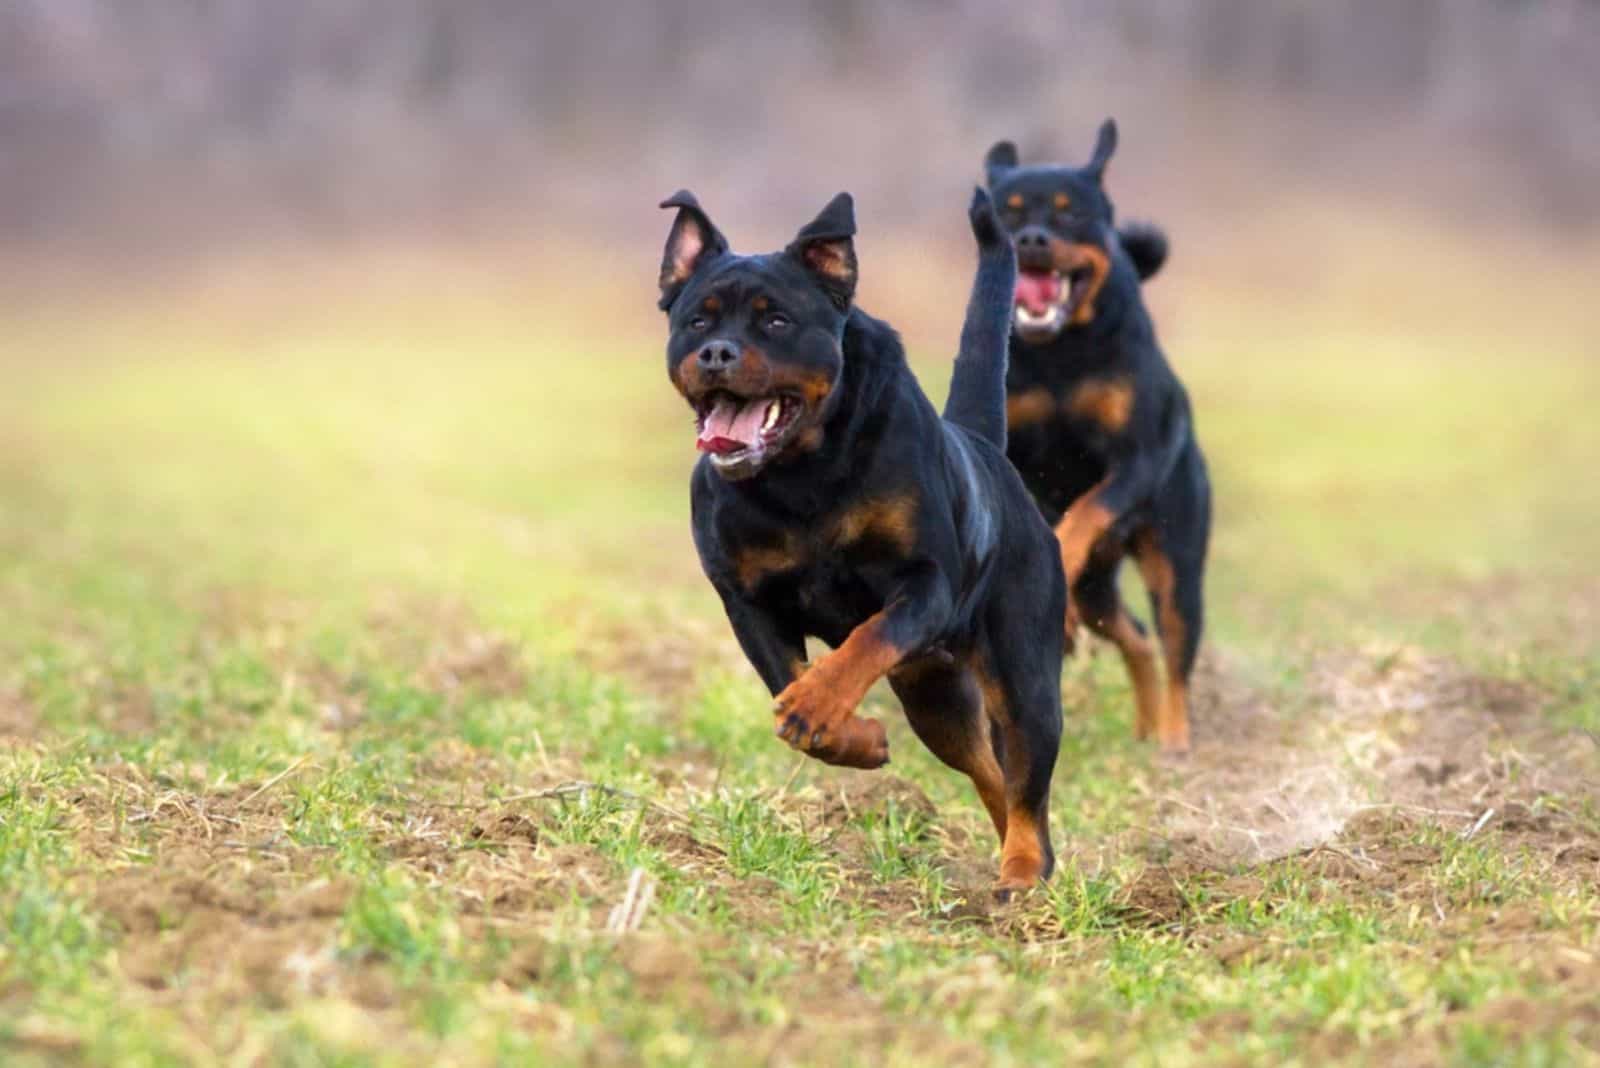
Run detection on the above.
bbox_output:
[1013,268,1088,338]
[693,391,805,476]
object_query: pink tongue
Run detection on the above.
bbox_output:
[697,396,770,454]
[1015,271,1061,316]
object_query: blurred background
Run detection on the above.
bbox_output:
[2,0,1598,658]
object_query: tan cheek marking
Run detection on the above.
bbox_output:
[791,374,834,409]
[794,426,825,453]
[1048,238,1112,325]
[1066,377,1134,433]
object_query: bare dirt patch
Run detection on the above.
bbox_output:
[0,687,39,743]
[51,765,393,1020]
[1151,644,1599,866]
[580,610,743,704]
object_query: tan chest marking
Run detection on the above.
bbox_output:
[829,495,918,554]
[1007,387,1056,429]
[733,494,918,591]
[1065,377,1135,433]
[734,533,805,592]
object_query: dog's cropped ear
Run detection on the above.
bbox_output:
[1086,119,1118,182]
[658,190,728,310]
[786,192,857,311]
[984,140,1019,187]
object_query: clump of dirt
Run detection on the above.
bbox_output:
[1117,864,1201,927]
[97,682,160,736]
[792,771,938,833]
[0,687,38,743]
[92,854,358,1007]
[419,631,526,700]
[470,809,545,847]
[449,837,624,920]
[613,934,708,998]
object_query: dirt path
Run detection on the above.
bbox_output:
[1156,644,1598,866]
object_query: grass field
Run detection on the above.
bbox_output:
[2,236,1599,1066]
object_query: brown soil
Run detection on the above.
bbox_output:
[0,687,38,743]
[581,607,745,703]
[1150,643,1599,867]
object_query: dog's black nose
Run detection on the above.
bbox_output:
[697,339,741,372]
[1015,225,1053,268]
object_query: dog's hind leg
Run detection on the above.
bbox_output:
[1073,559,1163,742]
[889,659,1006,840]
[1133,454,1209,755]
[974,610,1064,897]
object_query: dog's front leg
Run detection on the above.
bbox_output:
[773,564,952,769]
[716,586,808,698]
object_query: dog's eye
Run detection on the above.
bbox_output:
[764,313,792,331]
[686,314,710,331]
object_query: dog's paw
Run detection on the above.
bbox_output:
[991,878,1035,904]
[968,186,1006,250]
[1063,593,1084,649]
[774,673,888,769]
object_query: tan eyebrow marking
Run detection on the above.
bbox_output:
[1054,192,1071,211]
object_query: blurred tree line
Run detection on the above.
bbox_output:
[2,0,1596,249]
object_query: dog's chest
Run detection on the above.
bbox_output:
[1003,376,1126,520]
[1006,375,1134,439]
[725,494,918,639]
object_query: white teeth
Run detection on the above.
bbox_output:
[762,400,781,431]
[1015,305,1064,327]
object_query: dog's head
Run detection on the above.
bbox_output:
[984,118,1119,345]
[658,191,856,481]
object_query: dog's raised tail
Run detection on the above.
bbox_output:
[943,187,1017,450]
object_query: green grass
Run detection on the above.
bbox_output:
[1,261,1598,1066]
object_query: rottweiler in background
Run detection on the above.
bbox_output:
[657,187,1066,894]
[984,119,1211,755]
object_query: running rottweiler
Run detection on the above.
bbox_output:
[984,119,1211,755]
[657,187,1066,893]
